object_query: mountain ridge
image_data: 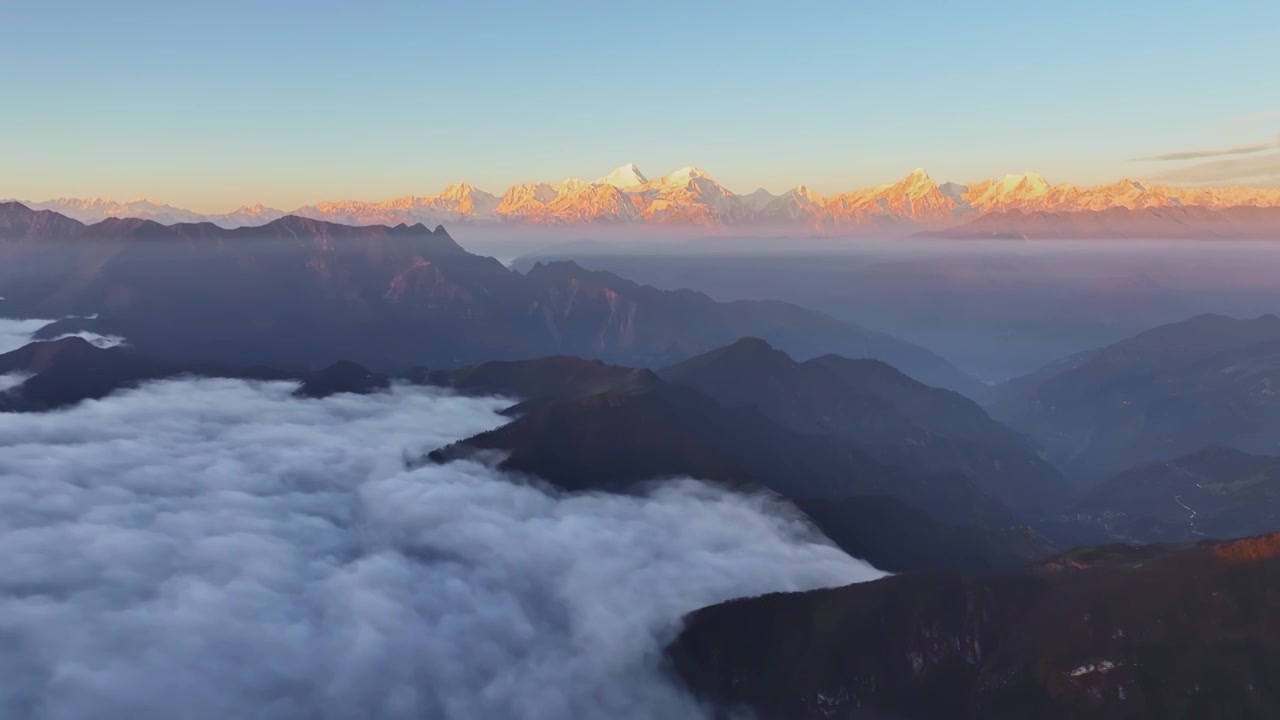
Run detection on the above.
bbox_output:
[670,530,1280,719]
[982,313,1280,482]
[0,202,979,393]
[423,349,1048,573]
[658,337,1066,518]
[13,165,1280,235]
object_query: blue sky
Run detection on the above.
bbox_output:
[3,0,1278,210]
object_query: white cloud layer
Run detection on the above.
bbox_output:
[0,378,879,719]
[0,317,127,355]
[0,373,29,392]
[40,332,128,349]
[0,317,55,355]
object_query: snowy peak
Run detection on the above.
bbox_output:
[502,182,557,203]
[495,182,559,218]
[22,197,206,225]
[439,182,477,199]
[429,183,499,215]
[555,178,591,194]
[791,185,825,204]
[742,188,778,211]
[759,185,828,222]
[899,168,937,194]
[998,172,1049,193]
[652,166,710,188]
[596,163,649,189]
[21,166,1280,231]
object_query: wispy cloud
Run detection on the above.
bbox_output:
[1135,134,1280,162]
[1144,153,1280,184]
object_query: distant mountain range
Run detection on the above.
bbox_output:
[982,313,1280,483]
[0,202,977,393]
[11,165,1280,238]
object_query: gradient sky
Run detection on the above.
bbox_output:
[4,0,1278,211]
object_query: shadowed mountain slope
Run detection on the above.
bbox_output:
[671,532,1280,720]
[983,313,1280,483]
[426,353,1048,573]
[1065,448,1280,544]
[660,338,1065,517]
[0,202,977,393]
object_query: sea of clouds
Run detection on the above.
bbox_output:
[0,378,880,719]
[0,316,125,355]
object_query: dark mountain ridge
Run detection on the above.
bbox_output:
[425,350,1050,573]
[0,202,977,392]
[0,337,360,411]
[982,313,1280,483]
[1066,447,1280,544]
[659,338,1065,517]
[671,531,1280,720]
[0,200,463,248]
[0,337,170,412]
[1,334,1042,574]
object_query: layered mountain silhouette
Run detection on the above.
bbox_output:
[0,202,977,392]
[426,345,1060,572]
[0,337,170,412]
[0,337,357,411]
[670,532,1280,719]
[659,338,1065,517]
[982,313,1280,483]
[13,166,1280,236]
[1067,448,1280,544]
[0,334,1048,573]
[293,361,391,398]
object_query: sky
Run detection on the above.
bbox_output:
[3,0,1279,211]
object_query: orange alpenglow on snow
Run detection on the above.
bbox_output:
[19,164,1280,236]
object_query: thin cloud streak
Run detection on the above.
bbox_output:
[1144,153,1280,184]
[0,373,29,392]
[1135,134,1280,162]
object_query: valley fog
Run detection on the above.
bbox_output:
[512,239,1280,382]
[0,378,876,720]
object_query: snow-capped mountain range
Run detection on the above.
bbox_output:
[15,165,1280,233]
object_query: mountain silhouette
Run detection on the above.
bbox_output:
[983,313,1280,483]
[660,338,1066,517]
[0,202,978,393]
[671,531,1280,719]
[426,349,1049,572]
